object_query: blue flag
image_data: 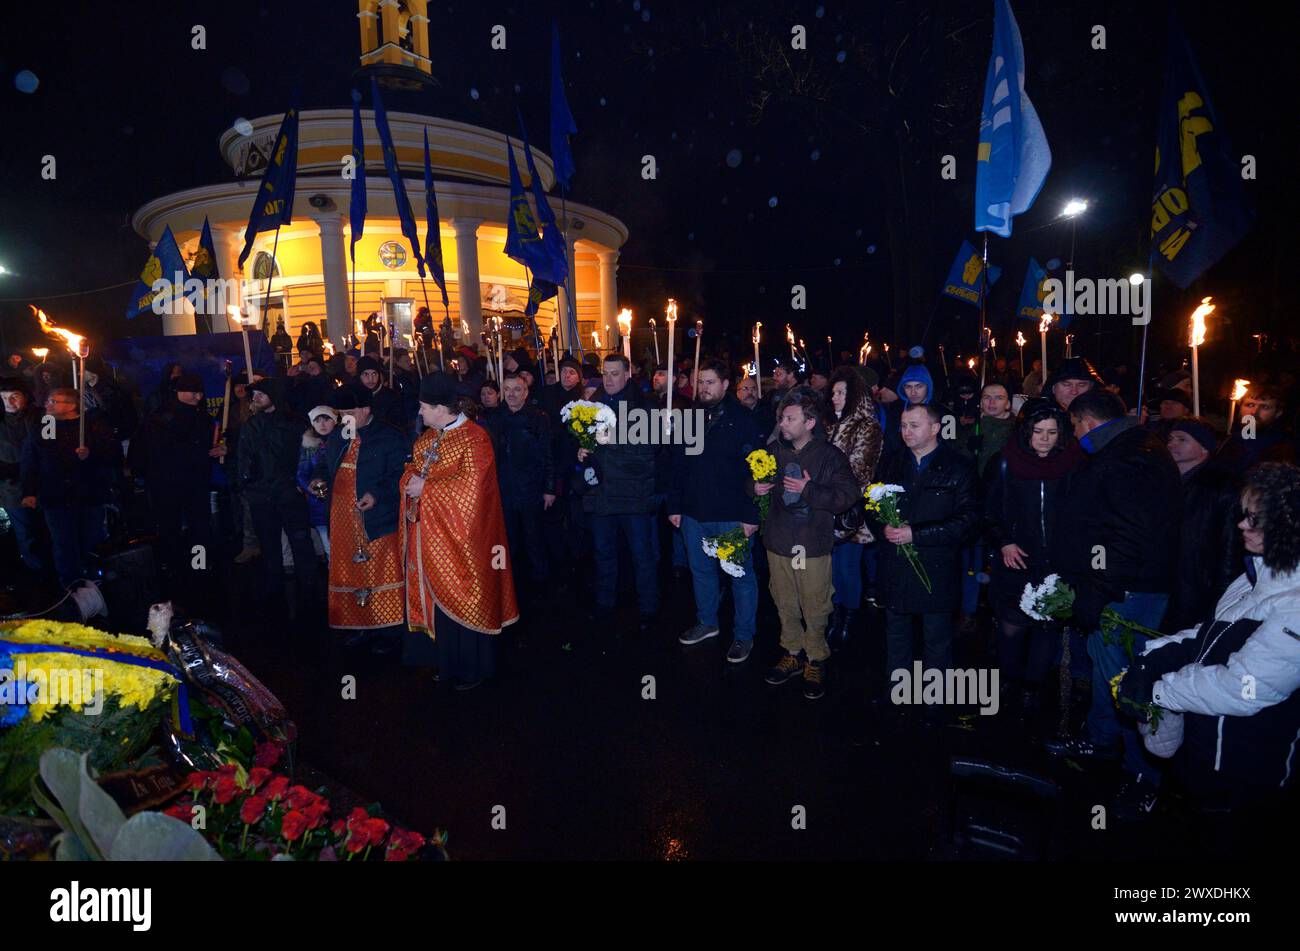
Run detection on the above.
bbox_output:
[371,78,425,277]
[521,119,569,286]
[942,241,1002,306]
[423,128,449,309]
[550,23,578,191]
[237,102,299,268]
[504,137,565,285]
[974,0,1051,237]
[126,225,189,319]
[525,277,559,318]
[349,89,367,264]
[1016,257,1050,319]
[1151,20,1253,288]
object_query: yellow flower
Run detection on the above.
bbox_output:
[746,449,776,480]
[1109,672,1124,702]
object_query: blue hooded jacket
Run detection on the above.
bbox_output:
[897,364,934,406]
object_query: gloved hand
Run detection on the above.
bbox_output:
[1117,659,1158,719]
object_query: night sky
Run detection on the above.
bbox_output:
[0,1,1293,382]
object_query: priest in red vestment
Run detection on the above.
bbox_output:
[401,376,518,689]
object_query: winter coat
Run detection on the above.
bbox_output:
[128,399,215,495]
[1050,416,1182,629]
[1164,461,1243,634]
[1136,558,1300,808]
[668,394,762,525]
[296,432,329,528]
[827,398,883,543]
[485,404,556,510]
[236,407,310,508]
[982,436,1084,618]
[0,406,39,509]
[881,364,938,466]
[20,416,121,509]
[540,380,584,494]
[752,432,858,559]
[958,413,1017,477]
[873,441,979,613]
[1215,420,1297,476]
[582,383,657,517]
[312,418,409,540]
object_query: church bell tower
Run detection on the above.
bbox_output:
[357,0,435,90]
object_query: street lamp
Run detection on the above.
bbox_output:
[1128,272,1145,285]
[1062,199,1088,218]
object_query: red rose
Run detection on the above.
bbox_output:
[215,763,238,778]
[213,776,240,805]
[164,801,195,822]
[253,741,285,769]
[247,767,272,790]
[343,830,369,854]
[384,828,426,861]
[285,785,320,811]
[303,799,330,830]
[185,771,213,792]
[240,795,268,826]
[281,809,309,842]
[363,817,390,848]
[331,819,347,838]
[263,776,290,801]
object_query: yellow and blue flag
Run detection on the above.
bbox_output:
[126,224,188,318]
[942,241,1001,306]
[423,127,449,309]
[371,78,425,277]
[505,137,565,285]
[974,0,1051,237]
[349,89,367,265]
[550,24,578,191]
[237,101,299,268]
[521,118,569,287]
[1151,19,1253,287]
[1016,257,1049,319]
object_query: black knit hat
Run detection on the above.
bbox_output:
[356,355,383,376]
[175,372,205,394]
[1045,357,1103,392]
[331,382,372,410]
[558,355,582,374]
[249,377,284,405]
[1171,418,1218,452]
[0,376,31,398]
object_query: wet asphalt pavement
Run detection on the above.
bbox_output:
[207,557,1193,861]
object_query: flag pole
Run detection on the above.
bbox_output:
[254,222,283,381]
[979,233,989,390]
[560,188,582,356]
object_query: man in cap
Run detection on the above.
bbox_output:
[128,371,224,599]
[403,376,518,689]
[0,377,42,571]
[1045,357,1103,412]
[236,377,320,616]
[355,355,406,433]
[309,383,409,653]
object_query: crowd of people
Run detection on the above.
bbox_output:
[1,328,1296,845]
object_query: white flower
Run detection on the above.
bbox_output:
[720,559,746,578]
[701,538,719,557]
[594,423,613,445]
[867,483,905,502]
[1019,580,1048,622]
[595,404,617,427]
[560,399,603,422]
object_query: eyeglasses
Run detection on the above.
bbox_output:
[1242,509,1263,529]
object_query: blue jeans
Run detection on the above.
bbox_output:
[650,494,687,568]
[1086,590,1169,783]
[43,505,107,586]
[3,504,44,569]
[961,544,985,615]
[831,541,864,609]
[680,516,757,641]
[591,513,660,615]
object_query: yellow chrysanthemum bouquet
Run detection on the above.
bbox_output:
[746,449,778,523]
[561,399,618,451]
[702,526,751,578]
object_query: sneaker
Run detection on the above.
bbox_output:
[725,639,753,663]
[765,652,805,685]
[1113,774,1160,821]
[679,624,720,645]
[1043,736,1122,761]
[802,660,826,700]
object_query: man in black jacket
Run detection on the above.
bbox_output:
[539,356,585,583]
[128,372,223,597]
[873,402,978,719]
[356,356,407,433]
[236,378,320,613]
[581,353,659,630]
[20,388,121,586]
[1046,389,1181,811]
[669,359,763,663]
[486,373,556,595]
[1163,418,1240,633]
[1,378,43,571]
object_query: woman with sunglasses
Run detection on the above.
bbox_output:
[1118,462,1300,854]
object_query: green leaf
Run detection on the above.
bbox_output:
[75,752,126,859]
[37,748,102,861]
[109,812,222,861]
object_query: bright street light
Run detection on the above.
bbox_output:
[1062,199,1089,217]
[1128,272,1145,285]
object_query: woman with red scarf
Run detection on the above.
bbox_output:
[982,399,1085,718]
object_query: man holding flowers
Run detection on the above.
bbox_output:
[668,359,763,663]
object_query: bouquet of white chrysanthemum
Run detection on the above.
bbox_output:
[1019,575,1160,660]
[863,482,930,593]
[702,527,750,578]
[560,400,617,451]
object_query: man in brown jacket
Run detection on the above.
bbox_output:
[753,386,859,699]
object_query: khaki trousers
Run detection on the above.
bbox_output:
[767,551,833,662]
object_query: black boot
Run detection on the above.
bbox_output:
[838,608,859,647]
[825,604,847,651]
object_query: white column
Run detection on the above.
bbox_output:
[556,284,572,351]
[451,217,484,341]
[212,226,245,332]
[317,215,351,348]
[597,249,619,340]
[153,238,196,336]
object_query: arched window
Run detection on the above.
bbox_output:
[252,251,281,281]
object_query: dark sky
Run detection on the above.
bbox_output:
[0,0,1293,379]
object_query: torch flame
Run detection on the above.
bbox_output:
[617,308,633,337]
[1231,378,1251,402]
[1189,296,1214,348]
[31,306,87,356]
[665,298,678,323]
[1038,312,1054,334]
[967,358,976,370]
[1015,331,1027,347]
[989,337,997,349]
[753,321,762,343]
[323,340,335,357]
[32,347,49,360]
[786,325,795,346]
[592,330,601,348]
